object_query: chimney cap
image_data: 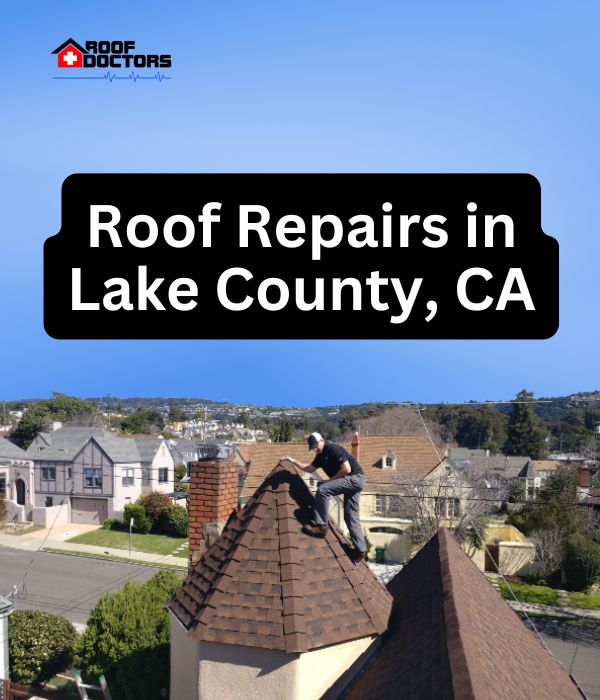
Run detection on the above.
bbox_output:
[194,442,235,461]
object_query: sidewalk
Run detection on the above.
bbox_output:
[0,525,188,568]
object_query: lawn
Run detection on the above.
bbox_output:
[494,579,561,606]
[567,591,600,610]
[67,528,187,555]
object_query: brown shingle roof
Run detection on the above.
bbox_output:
[239,436,440,497]
[169,461,392,653]
[346,529,581,700]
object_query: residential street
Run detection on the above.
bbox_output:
[0,546,183,626]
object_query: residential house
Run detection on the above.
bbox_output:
[168,459,581,700]
[25,426,174,524]
[0,438,33,521]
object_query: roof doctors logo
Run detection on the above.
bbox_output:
[51,38,172,83]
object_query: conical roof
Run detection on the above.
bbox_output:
[169,461,392,653]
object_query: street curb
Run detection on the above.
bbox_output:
[42,547,187,571]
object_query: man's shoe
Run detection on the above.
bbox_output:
[302,523,327,538]
[350,548,368,563]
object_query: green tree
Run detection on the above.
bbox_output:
[12,393,100,448]
[120,408,165,434]
[9,610,76,686]
[142,492,172,527]
[563,534,600,591]
[74,571,180,700]
[269,421,293,442]
[504,390,545,458]
[167,403,187,424]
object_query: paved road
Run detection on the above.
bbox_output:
[0,546,183,626]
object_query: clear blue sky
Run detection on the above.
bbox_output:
[2,2,598,406]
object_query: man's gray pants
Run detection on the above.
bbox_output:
[313,473,367,552]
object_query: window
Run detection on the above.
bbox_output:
[448,498,460,518]
[142,467,150,486]
[84,468,102,489]
[122,468,134,487]
[158,468,169,484]
[41,466,56,481]
[435,497,460,519]
[375,495,400,514]
[66,467,73,480]
[44,496,53,507]
[388,495,400,513]
[0,474,6,496]
[383,452,396,469]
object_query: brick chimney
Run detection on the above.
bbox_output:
[577,465,590,501]
[188,460,238,567]
[351,431,360,462]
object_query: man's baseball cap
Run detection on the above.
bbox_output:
[307,432,323,450]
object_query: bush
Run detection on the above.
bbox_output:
[174,463,187,481]
[159,503,188,537]
[9,610,76,686]
[142,492,172,526]
[73,570,181,700]
[102,518,121,531]
[0,496,6,522]
[563,534,600,591]
[123,502,151,534]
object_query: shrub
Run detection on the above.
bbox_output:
[563,534,600,591]
[142,492,172,526]
[174,463,187,481]
[102,518,121,531]
[9,610,76,686]
[0,495,6,522]
[123,502,151,534]
[159,503,188,537]
[73,570,181,700]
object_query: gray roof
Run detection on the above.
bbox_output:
[132,437,164,462]
[26,426,109,460]
[518,461,536,479]
[167,439,200,465]
[27,427,143,464]
[451,454,530,480]
[94,436,140,463]
[0,438,28,460]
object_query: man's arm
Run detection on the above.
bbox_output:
[285,456,317,473]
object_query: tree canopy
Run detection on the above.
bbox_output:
[12,392,100,448]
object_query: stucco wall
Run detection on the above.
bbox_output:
[32,502,70,527]
[295,635,375,699]
[111,462,143,516]
[170,614,375,700]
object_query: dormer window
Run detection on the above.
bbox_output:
[383,452,396,469]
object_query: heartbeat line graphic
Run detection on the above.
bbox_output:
[53,71,171,83]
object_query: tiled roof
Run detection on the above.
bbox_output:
[345,529,581,700]
[169,461,392,653]
[531,460,562,472]
[239,436,441,497]
[0,438,27,460]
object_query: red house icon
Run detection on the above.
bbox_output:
[51,38,88,69]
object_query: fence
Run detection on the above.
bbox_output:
[0,679,72,700]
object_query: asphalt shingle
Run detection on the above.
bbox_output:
[169,461,393,653]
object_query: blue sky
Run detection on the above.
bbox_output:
[2,2,598,406]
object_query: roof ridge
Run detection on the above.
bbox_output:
[437,529,479,700]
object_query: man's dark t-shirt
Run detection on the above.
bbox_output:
[312,442,365,479]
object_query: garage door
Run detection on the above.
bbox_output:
[71,497,108,525]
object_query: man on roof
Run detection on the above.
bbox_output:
[287,432,367,562]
